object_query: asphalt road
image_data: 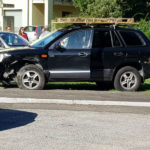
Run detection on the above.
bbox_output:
[0,109,150,150]
[1,86,150,150]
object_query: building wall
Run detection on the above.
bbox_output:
[4,10,22,32]
[32,3,44,25]
[2,0,28,26]
[0,0,79,32]
[53,5,79,18]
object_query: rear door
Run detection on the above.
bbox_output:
[48,29,93,80]
[91,29,125,81]
[118,30,146,62]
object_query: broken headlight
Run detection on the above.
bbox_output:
[0,53,11,62]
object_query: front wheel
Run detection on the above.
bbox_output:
[17,65,45,90]
[114,66,141,91]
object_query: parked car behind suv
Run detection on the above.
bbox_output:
[0,25,150,91]
[0,32,29,49]
[24,26,43,43]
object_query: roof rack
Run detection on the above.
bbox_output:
[51,17,138,30]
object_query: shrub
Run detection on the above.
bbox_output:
[135,19,150,39]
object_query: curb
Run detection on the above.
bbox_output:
[0,97,150,107]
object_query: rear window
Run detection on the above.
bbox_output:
[119,31,145,46]
[24,26,36,32]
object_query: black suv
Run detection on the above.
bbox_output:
[0,25,150,91]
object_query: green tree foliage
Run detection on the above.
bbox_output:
[73,0,122,18]
[118,0,150,20]
[73,0,150,20]
[135,19,150,39]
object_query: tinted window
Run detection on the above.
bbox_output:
[119,31,145,46]
[92,30,112,48]
[111,31,121,47]
[60,29,92,49]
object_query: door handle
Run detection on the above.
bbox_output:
[113,52,124,56]
[78,52,88,57]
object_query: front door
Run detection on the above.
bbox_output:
[48,29,93,80]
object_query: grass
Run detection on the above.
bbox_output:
[45,82,98,90]
[0,79,150,92]
[45,79,150,92]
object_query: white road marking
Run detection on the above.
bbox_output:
[0,97,150,107]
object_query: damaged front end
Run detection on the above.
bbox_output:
[0,52,45,86]
[0,58,18,85]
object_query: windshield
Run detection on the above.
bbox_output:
[0,33,29,46]
[31,31,63,48]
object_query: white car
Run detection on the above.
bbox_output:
[24,26,43,43]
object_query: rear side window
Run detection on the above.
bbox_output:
[24,26,36,32]
[92,30,112,48]
[119,31,145,46]
[111,31,122,47]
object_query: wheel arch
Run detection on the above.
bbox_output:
[12,60,43,73]
[112,62,144,82]
[17,64,46,90]
[2,59,47,81]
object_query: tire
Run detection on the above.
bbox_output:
[17,64,45,90]
[114,66,141,91]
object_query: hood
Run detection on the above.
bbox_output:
[0,46,34,53]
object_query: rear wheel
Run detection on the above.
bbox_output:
[17,65,45,90]
[114,66,141,91]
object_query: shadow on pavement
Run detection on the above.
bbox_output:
[0,109,37,131]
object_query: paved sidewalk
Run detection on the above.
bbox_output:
[0,88,150,102]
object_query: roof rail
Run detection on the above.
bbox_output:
[51,17,138,31]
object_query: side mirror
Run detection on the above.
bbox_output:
[55,43,61,50]
[55,43,65,52]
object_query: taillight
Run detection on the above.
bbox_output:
[34,27,38,36]
[35,27,38,32]
[148,56,150,63]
